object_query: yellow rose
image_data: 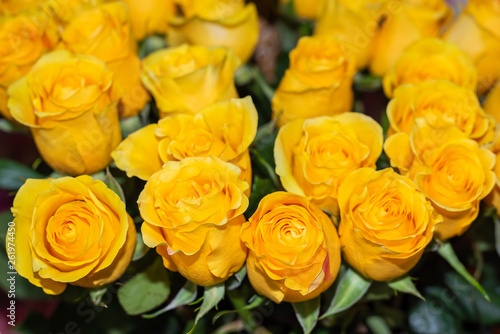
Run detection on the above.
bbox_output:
[9,175,136,295]
[41,0,102,25]
[271,36,356,127]
[484,129,500,215]
[240,192,341,303]
[484,83,500,124]
[169,0,259,63]
[0,0,38,15]
[292,0,324,19]
[370,0,452,76]
[383,38,477,98]
[315,0,379,69]
[274,113,383,215]
[112,97,257,194]
[0,10,58,121]
[387,80,495,145]
[444,0,500,95]
[139,156,249,286]
[338,168,441,281]
[59,2,149,118]
[385,118,495,240]
[121,0,176,40]
[8,50,123,175]
[141,44,240,118]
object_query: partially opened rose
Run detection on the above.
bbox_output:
[385,119,495,240]
[9,176,136,295]
[241,192,341,303]
[8,50,122,175]
[59,2,149,118]
[387,80,495,145]
[383,38,477,98]
[141,44,239,118]
[338,168,441,281]
[0,10,58,121]
[370,0,452,76]
[444,0,500,95]
[139,157,249,286]
[122,0,176,40]
[112,97,257,193]
[169,0,259,63]
[272,35,356,127]
[274,113,383,215]
[315,1,377,70]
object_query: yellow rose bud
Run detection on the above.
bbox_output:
[383,38,477,98]
[338,168,441,281]
[9,175,136,295]
[241,192,341,303]
[121,0,176,40]
[169,0,259,63]
[274,113,383,215]
[139,156,249,286]
[8,50,123,175]
[141,44,240,118]
[0,0,38,15]
[112,97,256,194]
[292,0,324,19]
[59,2,150,118]
[370,0,452,76]
[484,83,500,124]
[272,36,356,127]
[444,0,500,95]
[384,118,495,240]
[0,10,58,121]
[315,0,391,69]
[387,80,495,145]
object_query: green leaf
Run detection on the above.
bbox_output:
[0,159,44,191]
[117,257,170,315]
[0,119,28,133]
[495,216,500,258]
[387,276,425,301]
[226,265,247,291]
[251,149,281,190]
[212,294,265,324]
[142,280,198,319]
[292,297,320,334]
[188,283,225,334]
[120,115,143,138]
[103,167,126,203]
[353,72,382,92]
[443,271,500,325]
[409,299,459,334]
[234,64,254,86]
[246,176,276,218]
[320,268,372,319]
[89,285,109,307]
[437,242,490,302]
[252,66,275,102]
[132,231,149,261]
[366,315,391,334]
[138,35,167,59]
